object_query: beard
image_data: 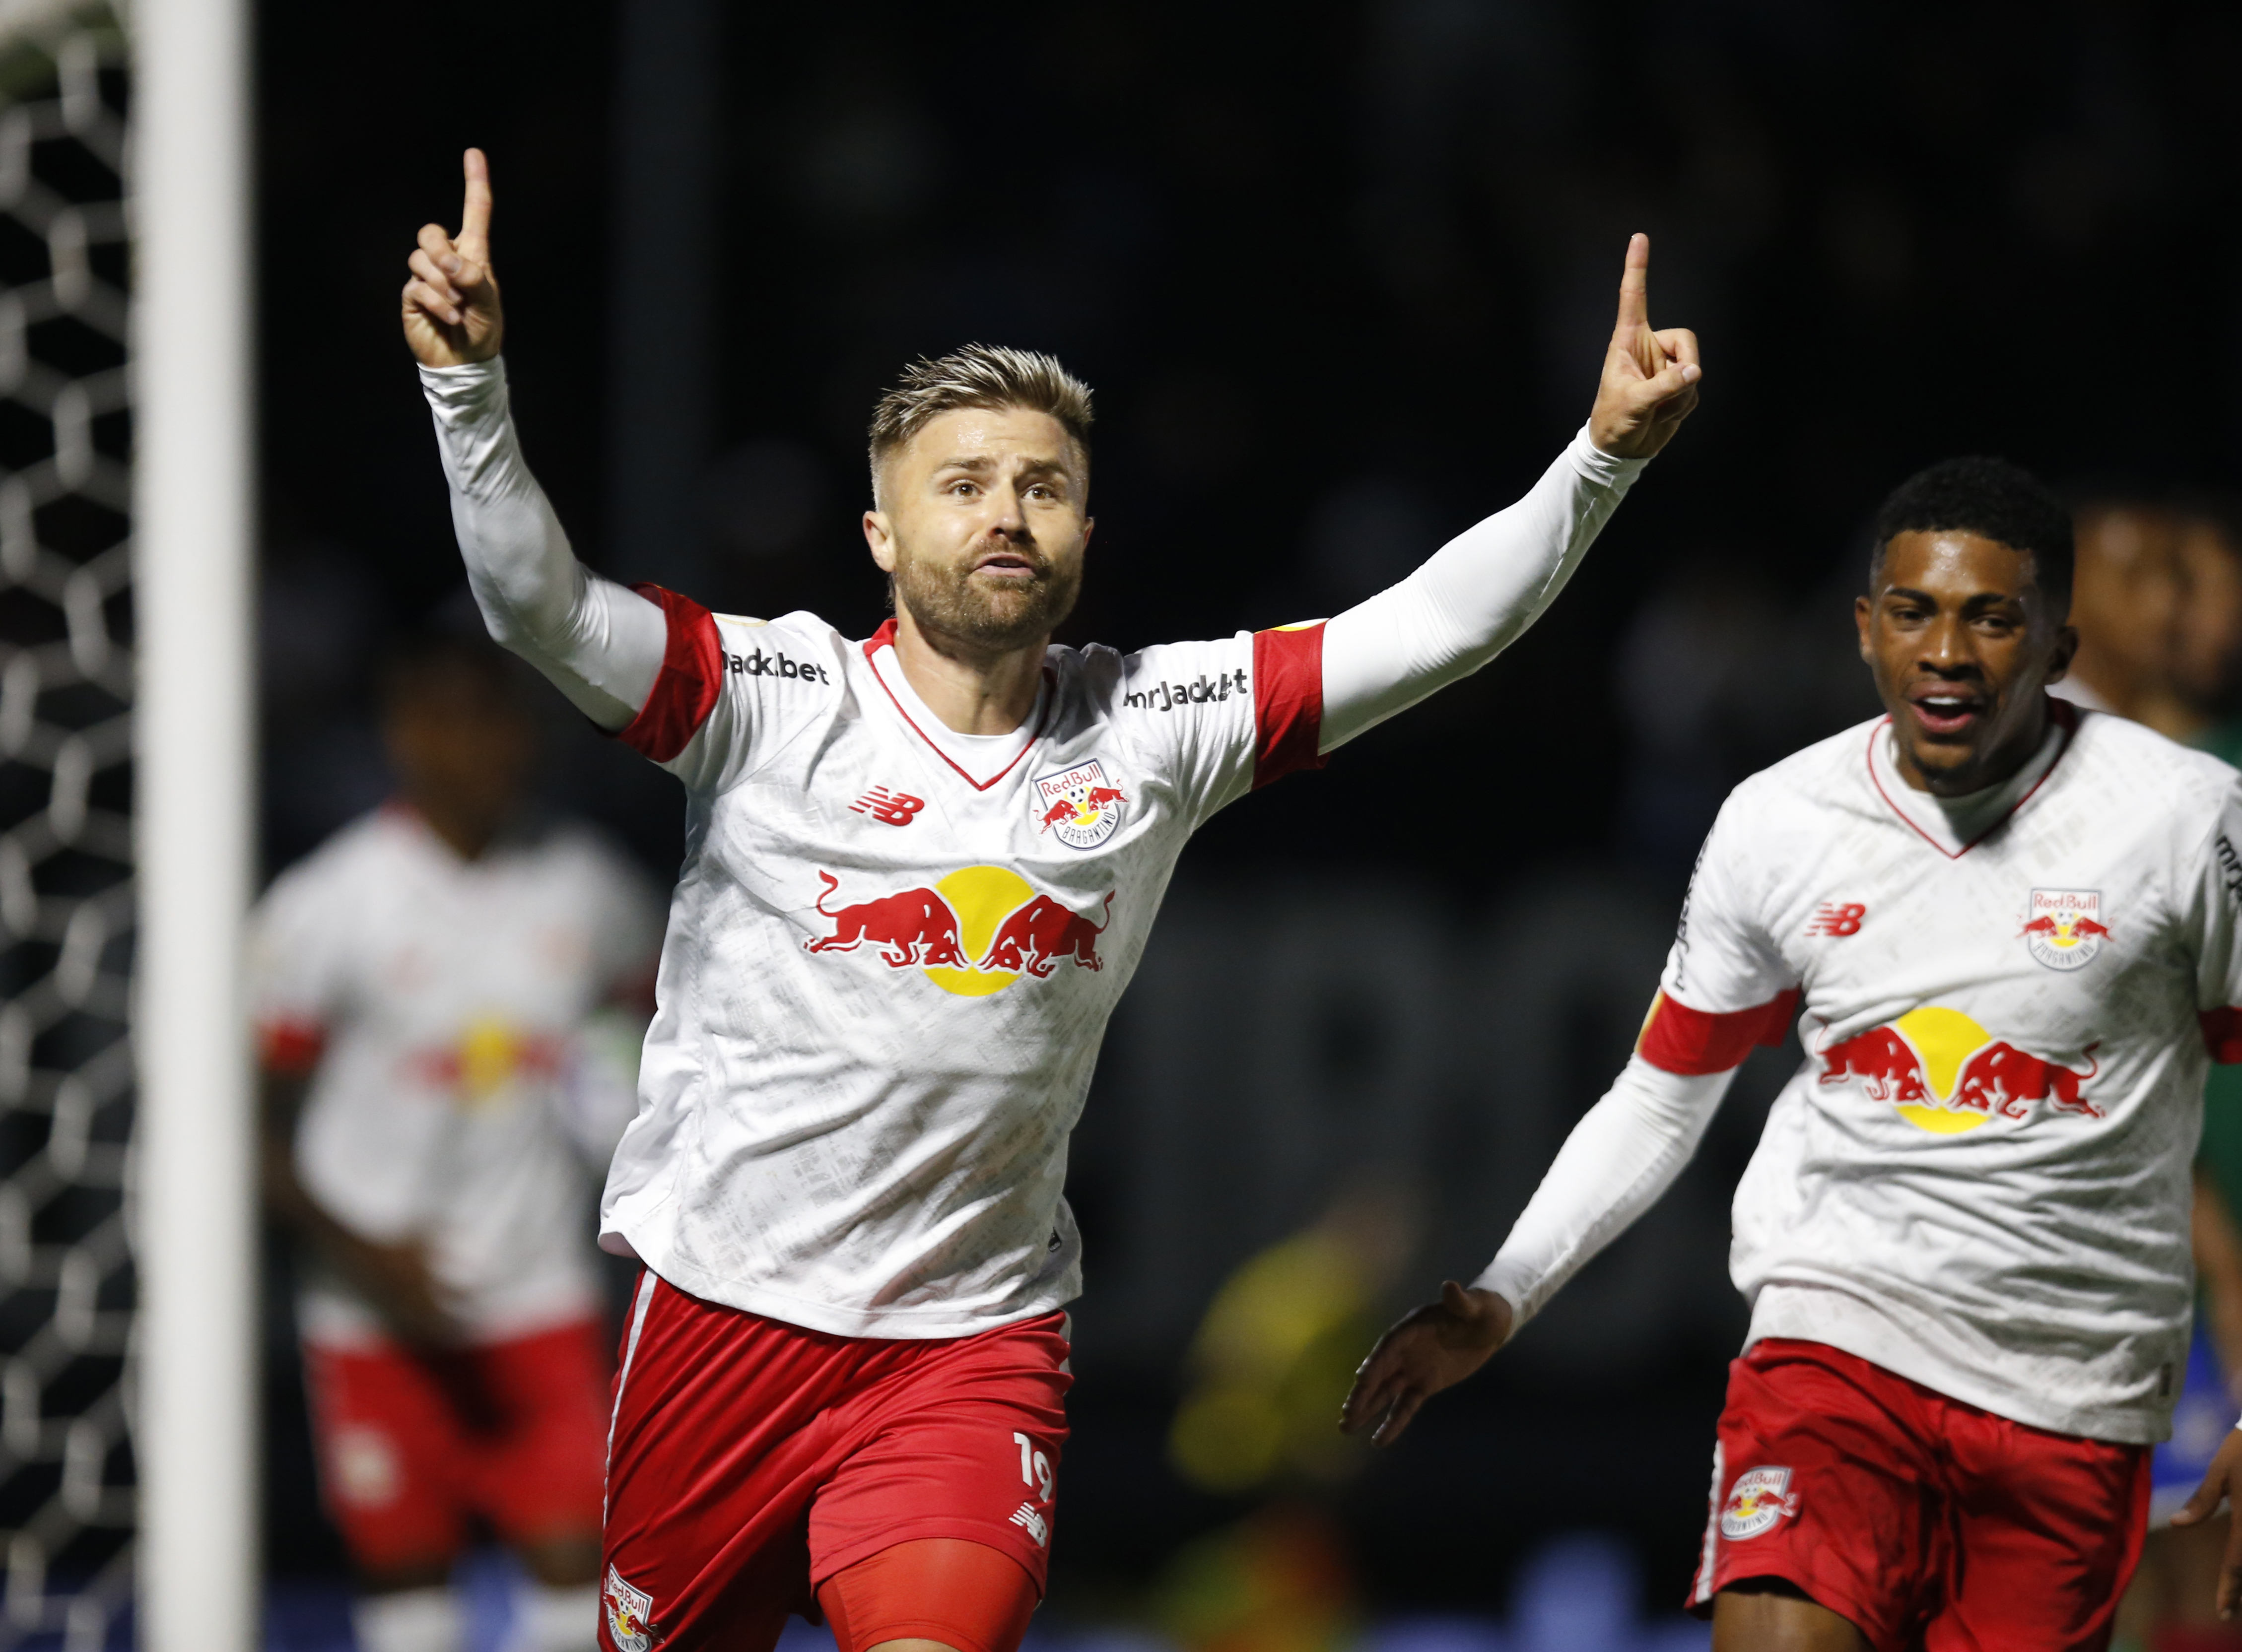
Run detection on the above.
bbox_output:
[893,540,1082,653]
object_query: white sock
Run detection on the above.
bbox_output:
[352,1586,464,1652]
[503,1580,603,1652]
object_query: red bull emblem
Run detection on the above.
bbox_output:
[1033,759,1127,850]
[1719,1466,1801,1540]
[806,867,1113,997]
[404,1018,562,1105]
[2021,888,2110,971]
[1818,1005,2099,1133]
[603,1566,657,1652]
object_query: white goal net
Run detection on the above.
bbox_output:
[0,2,137,1646]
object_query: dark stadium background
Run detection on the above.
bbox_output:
[255,0,2242,1633]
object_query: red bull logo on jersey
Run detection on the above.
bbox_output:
[1719,1466,1800,1540]
[1818,1005,2100,1134]
[603,1566,657,1652]
[1034,760,1126,850]
[806,867,1112,997]
[405,1018,560,1105]
[2020,888,2111,971]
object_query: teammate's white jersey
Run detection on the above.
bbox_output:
[602,600,1319,1337]
[1644,705,2242,1442]
[252,806,664,1346]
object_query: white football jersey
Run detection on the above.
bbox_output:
[1643,703,2242,1442]
[252,807,664,1347]
[600,595,1327,1338]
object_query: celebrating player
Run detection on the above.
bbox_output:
[399,148,1699,1652]
[256,631,663,1652]
[1343,458,2242,1649]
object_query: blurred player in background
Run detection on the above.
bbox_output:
[1347,459,2242,1649]
[2114,500,2242,1652]
[398,149,1699,1652]
[2052,496,2185,725]
[255,631,663,1652]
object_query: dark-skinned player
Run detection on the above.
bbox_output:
[1345,458,2242,1652]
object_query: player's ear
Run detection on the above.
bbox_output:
[1854,593,1875,663]
[863,510,897,574]
[2043,621,2079,686]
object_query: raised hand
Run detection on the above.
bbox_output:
[1339,1280,1512,1448]
[1587,233,1700,460]
[402,148,504,367]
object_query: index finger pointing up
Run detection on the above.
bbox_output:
[458,148,493,253]
[1615,231,1650,330]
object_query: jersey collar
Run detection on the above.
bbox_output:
[1865,697,2077,859]
[862,619,1051,792]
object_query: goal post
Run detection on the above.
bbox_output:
[132,0,258,1646]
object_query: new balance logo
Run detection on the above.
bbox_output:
[1807,902,1866,937]
[1009,1502,1049,1547]
[850,787,925,827]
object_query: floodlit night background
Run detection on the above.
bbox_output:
[250,2,2242,1645]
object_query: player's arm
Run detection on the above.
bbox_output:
[258,1059,458,1347]
[1340,1053,1741,1446]
[1342,796,1791,1447]
[1315,234,1699,750]
[403,149,667,730]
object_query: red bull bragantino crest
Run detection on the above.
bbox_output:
[806,867,1112,997]
[1818,1005,2100,1134]
[603,1566,656,1652]
[2020,887,2111,971]
[1033,759,1127,850]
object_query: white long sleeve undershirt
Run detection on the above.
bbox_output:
[1474,1056,1737,1328]
[419,359,1646,741]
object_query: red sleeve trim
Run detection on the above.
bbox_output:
[259,1020,326,1076]
[1637,988,1800,1076]
[2203,1008,2242,1064]
[1251,624,1327,789]
[616,584,724,764]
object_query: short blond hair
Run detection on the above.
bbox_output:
[867,343,1094,503]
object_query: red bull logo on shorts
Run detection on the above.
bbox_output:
[1719,1466,1800,1540]
[1034,759,1127,850]
[1818,1005,2100,1134]
[2020,887,2110,971]
[603,1566,656,1652]
[806,867,1113,997]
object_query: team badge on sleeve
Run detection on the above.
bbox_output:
[2021,889,2110,971]
[1718,1466,1800,1539]
[1034,760,1127,850]
[603,1566,657,1652]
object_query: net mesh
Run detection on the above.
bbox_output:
[0,5,135,1647]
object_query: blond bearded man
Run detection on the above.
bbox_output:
[401,148,1700,1652]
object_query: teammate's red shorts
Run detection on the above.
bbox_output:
[598,1272,1070,1652]
[1688,1337,2151,1651]
[301,1317,611,1574]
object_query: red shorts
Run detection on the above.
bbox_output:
[302,1317,610,1574]
[598,1273,1070,1652]
[1688,1338,2151,1652]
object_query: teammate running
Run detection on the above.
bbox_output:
[1342,458,2242,1649]
[256,632,662,1652]
[398,148,1700,1652]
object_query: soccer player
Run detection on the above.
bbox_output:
[256,632,663,1652]
[397,148,1701,1652]
[1343,458,2242,1650]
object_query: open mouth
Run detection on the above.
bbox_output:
[971,551,1039,580]
[1907,689,1985,736]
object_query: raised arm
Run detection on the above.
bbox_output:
[1319,234,1700,749]
[403,149,665,728]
